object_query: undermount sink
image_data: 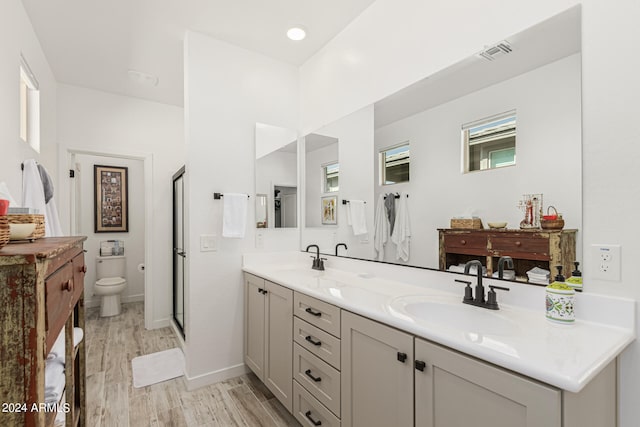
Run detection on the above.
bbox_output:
[389,295,520,336]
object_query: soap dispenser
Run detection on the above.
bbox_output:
[545,265,575,323]
[566,261,583,291]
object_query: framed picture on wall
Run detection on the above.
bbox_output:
[321,195,337,225]
[94,165,129,233]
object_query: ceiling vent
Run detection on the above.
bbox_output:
[478,41,512,61]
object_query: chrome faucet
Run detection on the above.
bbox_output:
[306,244,326,271]
[454,260,510,310]
[335,243,348,256]
[497,256,514,279]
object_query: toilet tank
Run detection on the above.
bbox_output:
[96,255,126,279]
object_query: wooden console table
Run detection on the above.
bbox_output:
[438,228,577,282]
[0,237,87,427]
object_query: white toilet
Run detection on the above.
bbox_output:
[95,255,127,317]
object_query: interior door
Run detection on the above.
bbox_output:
[172,166,186,337]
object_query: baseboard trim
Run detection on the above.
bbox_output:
[84,293,144,309]
[150,318,171,329]
[184,363,249,391]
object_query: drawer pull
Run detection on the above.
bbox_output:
[515,241,522,246]
[397,352,407,363]
[305,307,322,317]
[63,280,74,293]
[305,335,322,346]
[305,411,322,426]
[415,360,426,372]
[460,239,466,245]
[305,369,322,382]
[81,265,87,273]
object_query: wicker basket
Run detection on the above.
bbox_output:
[7,214,45,239]
[0,216,9,249]
[450,218,483,229]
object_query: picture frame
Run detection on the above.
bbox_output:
[94,165,129,233]
[321,195,337,225]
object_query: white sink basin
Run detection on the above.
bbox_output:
[389,295,520,336]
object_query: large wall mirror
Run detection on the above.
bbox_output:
[301,6,583,285]
[255,123,298,229]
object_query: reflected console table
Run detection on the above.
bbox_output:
[438,228,577,282]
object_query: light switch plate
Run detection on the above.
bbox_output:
[200,234,218,252]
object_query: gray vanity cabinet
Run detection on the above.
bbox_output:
[341,310,414,427]
[414,338,561,427]
[243,273,293,411]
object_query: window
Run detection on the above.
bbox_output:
[19,55,40,152]
[462,111,515,173]
[323,162,339,192]
[380,143,410,185]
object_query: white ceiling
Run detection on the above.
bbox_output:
[21,0,376,106]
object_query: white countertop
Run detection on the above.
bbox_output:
[243,251,635,393]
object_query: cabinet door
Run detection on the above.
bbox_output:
[341,311,413,427]
[244,274,266,380]
[264,280,293,411]
[414,338,561,427]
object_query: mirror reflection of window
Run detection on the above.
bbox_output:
[463,111,516,173]
[380,143,410,185]
[323,162,339,192]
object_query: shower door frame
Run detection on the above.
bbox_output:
[172,166,186,338]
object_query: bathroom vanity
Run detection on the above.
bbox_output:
[0,237,87,427]
[243,252,634,427]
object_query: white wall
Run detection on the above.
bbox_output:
[0,0,57,205]
[184,31,299,386]
[74,154,145,308]
[374,54,582,266]
[302,105,375,259]
[56,84,184,329]
[299,1,640,425]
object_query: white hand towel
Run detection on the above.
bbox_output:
[44,359,65,398]
[373,194,389,261]
[22,160,63,237]
[47,328,66,360]
[348,200,367,236]
[222,193,248,238]
[390,192,411,262]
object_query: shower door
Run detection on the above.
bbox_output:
[172,166,186,337]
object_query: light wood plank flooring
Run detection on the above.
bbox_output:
[86,302,300,427]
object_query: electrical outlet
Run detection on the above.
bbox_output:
[592,244,621,281]
[256,232,264,249]
[200,234,218,252]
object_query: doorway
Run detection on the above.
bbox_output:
[172,166,186,337]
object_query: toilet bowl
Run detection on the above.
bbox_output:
[95,255,127,317]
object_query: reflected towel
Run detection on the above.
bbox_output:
[347,200,367,236]
[384,194,396,235]
[222,193,248,238]
[390,192,411,262]
[373,194,389,261]
[47,327,84,363]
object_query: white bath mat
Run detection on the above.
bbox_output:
[132,348,184,388]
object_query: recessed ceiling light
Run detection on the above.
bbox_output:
[128,69,159,87]
[287,27,306,41]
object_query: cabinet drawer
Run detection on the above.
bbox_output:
[444,234,488,251]
[294,344,341,417]
[294,292,341,338]
[294,380,341,427]
[45,262,74,351]
[294,317,341,369]
[491,235,549,257]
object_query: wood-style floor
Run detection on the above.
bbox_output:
[86,302,300,426]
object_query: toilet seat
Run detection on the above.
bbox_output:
[96,277,126,287]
